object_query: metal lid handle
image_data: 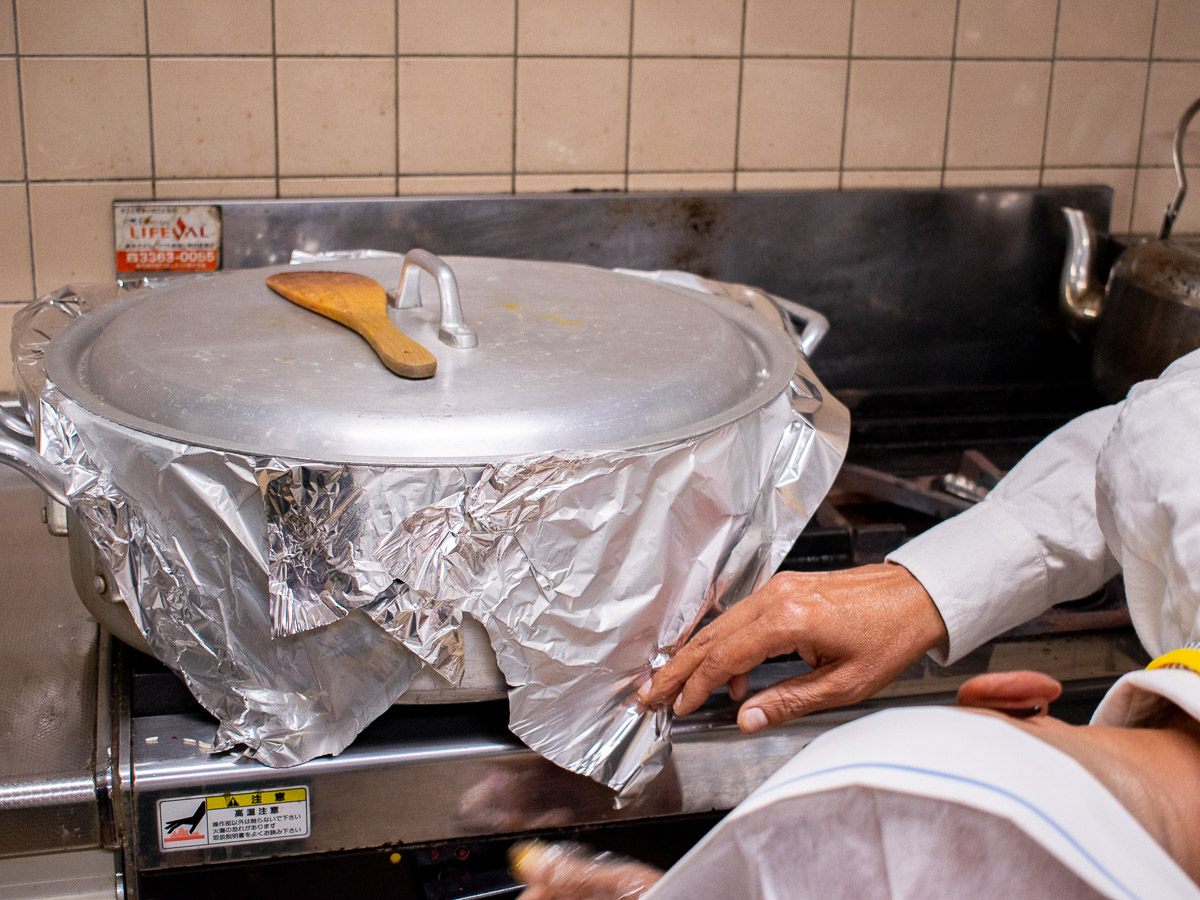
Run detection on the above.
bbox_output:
[393,249,478,349]
[1160,94,1200,240]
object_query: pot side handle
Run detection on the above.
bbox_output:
[770,295,830,358]
[0,414,70,506]
[0,401,34,439]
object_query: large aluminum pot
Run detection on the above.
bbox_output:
[1,251,846,789]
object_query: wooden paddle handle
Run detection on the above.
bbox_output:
[355,310,438,379]
[266,271,438,379]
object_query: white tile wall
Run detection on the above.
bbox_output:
[632,0,743,56]
[275,0,397,56]
[955,0,1057,58]
[150,58,276,178]
[146,0,273,55]
[15,0,145,55]
[744,0,851,56]
[1044,61,1148,167]
[1055,0,1156,59]
[397,0,515,54]
[276,57,396,176]
[628,58,740,171]
[0,182,31,300]
[947,61,1051,168]
[852,0,957,58]
[739,59,846,169]
[1,0,1198,383]
[21,58,152,179]
[516,58,627,172]
[399,57,514,174]
[843,60,952,169]
[27,181,153,295]
[0,0,13,55]
[0,58,21,179]
[518,0,630,55]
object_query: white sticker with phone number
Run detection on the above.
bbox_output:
[115,203,221,273]
[158,786,310,851]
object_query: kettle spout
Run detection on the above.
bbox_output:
[1060,208,1104,325]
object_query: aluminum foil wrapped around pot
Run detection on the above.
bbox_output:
[6,254,848,795]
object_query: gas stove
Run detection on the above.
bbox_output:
[0,188,1145,900]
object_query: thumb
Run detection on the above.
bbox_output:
[737,664,863,732]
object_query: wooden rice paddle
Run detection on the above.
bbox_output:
[266,270,437,379]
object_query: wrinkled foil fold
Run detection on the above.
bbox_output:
[10,266,848,794]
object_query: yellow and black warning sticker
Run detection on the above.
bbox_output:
[157,786,310,851]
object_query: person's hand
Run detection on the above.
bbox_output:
[638,563,948,733]
[510,840,663,900]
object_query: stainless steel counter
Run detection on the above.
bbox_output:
[0,466,104,857]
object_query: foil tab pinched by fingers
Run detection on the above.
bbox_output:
[10,268,849,794]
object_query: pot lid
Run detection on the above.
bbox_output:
[44,256,798,464]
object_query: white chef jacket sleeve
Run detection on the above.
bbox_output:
[887,403,1122,665]
[1094,351,1200,659]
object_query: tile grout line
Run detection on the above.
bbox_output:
[623,0,635,192]
[510,0,518,194]
[4,52,1197,63]
[836,0,856,189]
[142,0,156,199]
[0,162,1152,187]
[393,0,400,197]
[1128,0,1161,236]
[1036,0,1063,186]
[269,0,280,198]
[938,0,963,188]
[730,0,748,190]
[11,0,35,298]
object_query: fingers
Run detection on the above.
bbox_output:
[639,591,773,707]
[728,673,750,702]
[672,614,800,715]
[957,671,1062,717]
[737,664,867,732]
[510,840,661,900]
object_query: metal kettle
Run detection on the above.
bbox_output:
[1060,96,1200,402]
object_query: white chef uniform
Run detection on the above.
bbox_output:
[890,347,1200,725]
[646,350,1200,900]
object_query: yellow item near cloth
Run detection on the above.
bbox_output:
[1147,647,1200,676]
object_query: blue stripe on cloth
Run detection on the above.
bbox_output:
[754,762,1139,900]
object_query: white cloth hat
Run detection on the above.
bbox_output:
[646,707,1198,900]
[1092,664,1200,729]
